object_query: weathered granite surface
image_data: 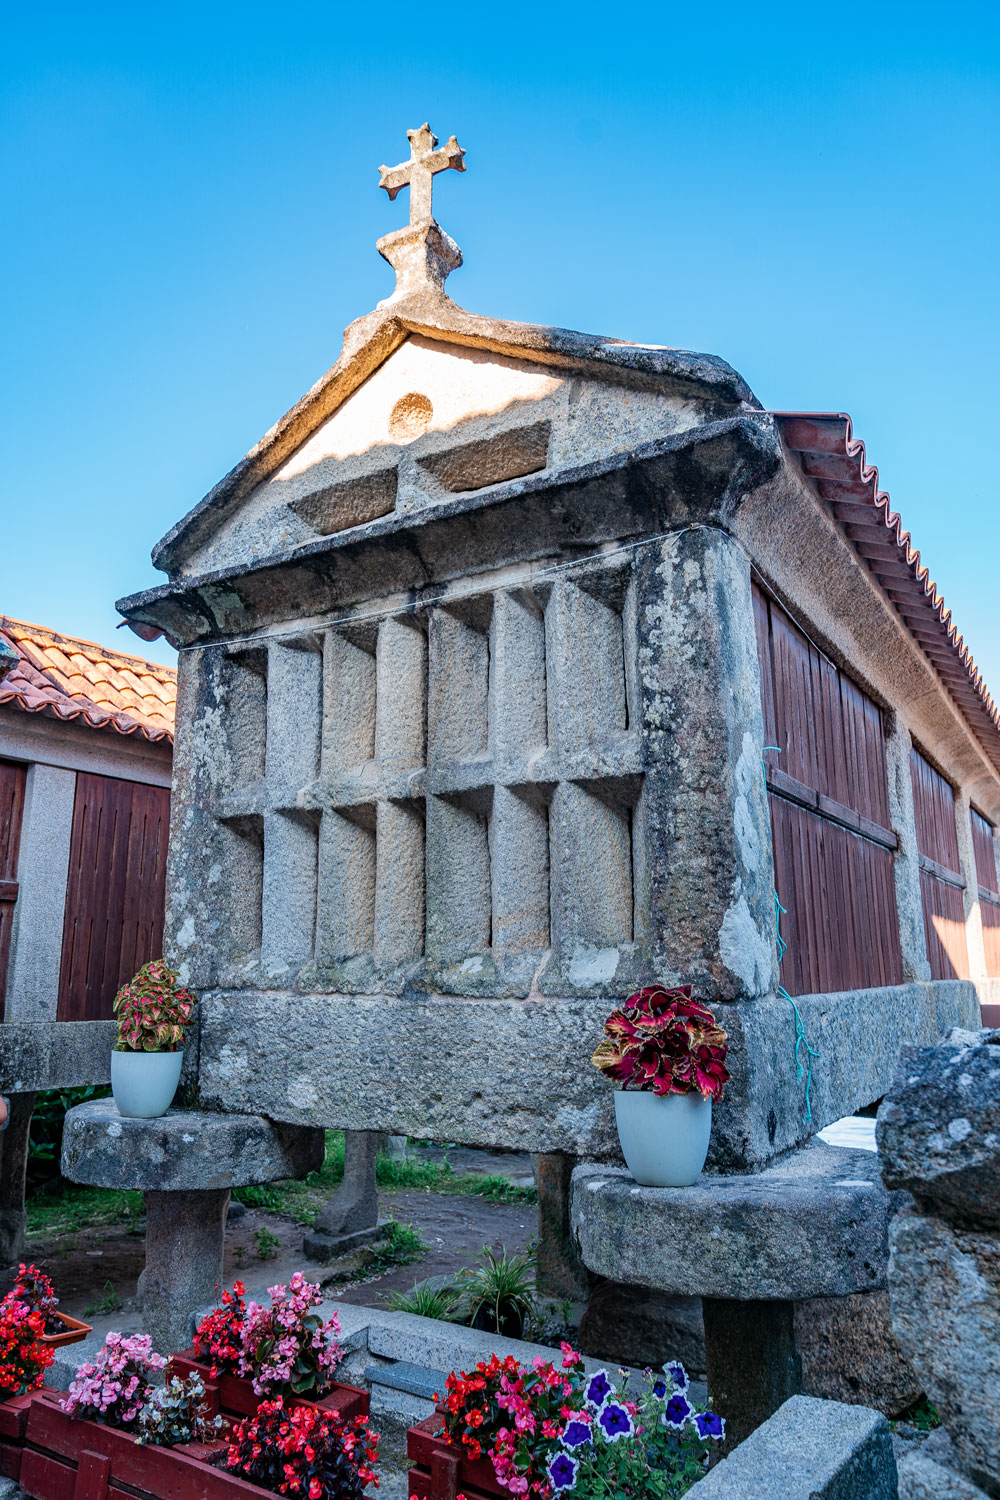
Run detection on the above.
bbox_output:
[685,1395,897,1500]
[888,1210,999,1495]
[880,1029,1000,1498]
[898,1452,991,1500]
[878,1027,1000,1223]
[61,1099,324,1190]
[794,1291,921,1417]
[143,1187,230,1355]
[0,1021,116,1091]
[570,1143,893,1299]
[195,981,976,1169]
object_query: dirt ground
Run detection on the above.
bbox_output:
[7,1145,540,1325]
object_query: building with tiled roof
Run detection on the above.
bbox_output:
[0,615,176,1255]
[0,617,175,743]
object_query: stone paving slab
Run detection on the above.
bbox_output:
[686,1395,897,1499]
[571,1141,893,1299]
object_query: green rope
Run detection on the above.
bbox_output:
[762,747,820,1124]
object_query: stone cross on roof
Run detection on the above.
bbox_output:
[378,124,466,225]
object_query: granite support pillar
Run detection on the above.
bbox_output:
[0,1091,35,1262]
[534,1153,590,1302]
[304,1129,383,1260]
[143,1188,229,1354]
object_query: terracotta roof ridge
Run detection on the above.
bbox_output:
[773,410,1000,776]
[0,614,177,682]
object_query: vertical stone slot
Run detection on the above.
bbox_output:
[217,816,264,965]
[546,577,628,752]
[426,600,493,968]
[225,648,267,789]
[490,590,551,959]
[426,793,493,965]
[216,649,267,967]
[428,599,492,763]
[551,785,634,951]
[262,638,322,974]
[316,629,378,966]
[374,616,428,964]
[323,629,377,769]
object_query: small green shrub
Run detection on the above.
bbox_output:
[459,1246,536,1339]
[380,1278,462,1320]
[253,1227,281,1261]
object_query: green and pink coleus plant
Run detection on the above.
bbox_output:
[113,959,197,1053]
[591,986,730,1100]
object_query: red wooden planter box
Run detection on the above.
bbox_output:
[168,1350,368,1425]
[21,1390,251,1500]
[407,1414,504,1500]
[0,1388,55,1482]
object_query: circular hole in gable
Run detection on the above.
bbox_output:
[389,392,434,441]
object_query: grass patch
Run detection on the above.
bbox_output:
[322,1218,427,1289]
[26,1132,535,1242]
[27,1184,143,1238]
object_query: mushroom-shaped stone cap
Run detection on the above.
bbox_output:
[61,1099,324,1192]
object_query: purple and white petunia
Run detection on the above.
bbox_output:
[597,1402,634,1442]
[662,1361,688,1391]
[694,1410,725,1441]
[651,1379,668,1399]
[662,1391,694,1430]
[547,1452,579,1491]
[561,1419,593,1449]
[583,1370,613,1409]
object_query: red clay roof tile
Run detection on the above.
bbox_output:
[0,616,176,744]
[774,412,1000,777]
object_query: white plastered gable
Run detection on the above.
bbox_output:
[180,334,703,577]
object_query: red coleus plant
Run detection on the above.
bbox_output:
[591,985,730,1100]
[113,959,196,1053]
[226,1397,378,1500]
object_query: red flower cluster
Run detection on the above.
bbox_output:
[591,986,730,1100]
[0,1294,54,1398]
[227,1397,378,1500]
[441,1346,586,1498]
[192,1280,247,1376]
[441,1354,521,1464]
[9,1264,60,1335]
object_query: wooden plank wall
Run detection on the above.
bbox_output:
[0,759,27,1019]
[909,748,970,982]
[57,772,170,1022]
[753,583,903,996]
[971,806,1000,979]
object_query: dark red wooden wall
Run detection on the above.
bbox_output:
[57,772,170,1022]
[971,806,1000,979]
[0,759,27,1019]
[753,583,903,995]
[909,748,969,982]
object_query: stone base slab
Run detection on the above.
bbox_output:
[196,981,977,1171]
[570,1140,892,1300]
[303,1219,390,1262]
[61,1099,324,1191]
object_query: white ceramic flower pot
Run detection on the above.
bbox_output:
[110,1049,184,1119]
[614,1090,712,1187]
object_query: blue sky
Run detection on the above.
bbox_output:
[3,2,998,697]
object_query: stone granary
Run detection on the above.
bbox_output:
[0,618,176,1260]
[105,125,1000,1433]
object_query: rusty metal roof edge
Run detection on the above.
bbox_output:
[773,410,1000,772]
